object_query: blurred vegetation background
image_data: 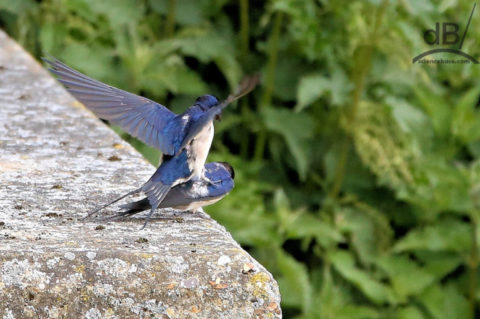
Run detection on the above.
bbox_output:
[2,0,480,317]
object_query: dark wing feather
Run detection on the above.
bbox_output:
[43,57,177,155]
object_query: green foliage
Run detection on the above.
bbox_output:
[2,0,480,317]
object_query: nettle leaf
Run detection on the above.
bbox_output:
[336,206,392,265]
[296,69,352,112]
[312,266,381,319]
[148,0,207,25]
[376,255,435,300]
[296,73,330,111]
[332,306,380,319]
[141,58,208,96]
[395,306,426,319]
[0,0,36,14]
[168,29,242,89]
[413,86,452,139]
[60,42,115,84]
[39,22,68,54]
[394,217,471,253]
[329,69,352,106]
[286,212,344,248]
[407,158,473,213]
[175,0,206,25]
[263,106,314,180]
[452,87,480,144]
[330,251,396,305]
[386,97,431,142]
[414,251,463,279]
[214,54,243,91]
[274,56,311,101]
[83,0,144,28]
[173,68,208,95]
[276,249,313,312]
[419,283,469,319]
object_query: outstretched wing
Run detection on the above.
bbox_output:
[43,57,177,155]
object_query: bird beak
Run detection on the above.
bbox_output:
[215,114,222,121]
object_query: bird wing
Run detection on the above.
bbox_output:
[43,57,178,155]
[178,74,260,152]
[142,150,194,209]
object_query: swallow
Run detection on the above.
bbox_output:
[43,57,257,228]
[102,161,234,221]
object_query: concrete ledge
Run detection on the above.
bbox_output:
[0,30,281,319]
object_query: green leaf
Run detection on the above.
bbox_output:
[214,53,243,91]
[336,206,392,265]
[276,249,313,312]
[296,74,329,111]
[394,217,471,253]
[273,56,311,101]
[330,250,396,305]
[175,0,205,25]
[395,306,426,319]
[0,0,36,14]
[376,255,435,300]
[169,29,242,89]
[333,306,380,319]
[329,69,352,107]
[419,283,469,319]
[60,43,115,84]
[452,87,480,143]
[148,0,206,25]
[39,22,68,54]
[286,213,344,248]
[414,251,463,279]
[407,159,473,213]
[83,0,144,27]
[413,86,452,139]
[310,265,381,319]
[386,97,430,139]
[262,106,314,180]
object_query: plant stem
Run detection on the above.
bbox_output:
[469,212,478,319]
[240,100,250,158]
[165,0,176,37]
[239,0,249,58]
[254,11,283,162]
[328,1,388,200]
[239,0,250,158]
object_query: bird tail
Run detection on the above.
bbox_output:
[97,197,151,222]
[140,180,172,229]
[142,180,171,211]
[119,197,151,213]
[84,187,142,219]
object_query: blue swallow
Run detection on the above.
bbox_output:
[104,162,234,220]
[43,57,257,228]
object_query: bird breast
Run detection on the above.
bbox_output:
[174,195,226,211]
[191,122,214,180]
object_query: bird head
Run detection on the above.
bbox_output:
[218,162,235,180]
[195,95,219,111]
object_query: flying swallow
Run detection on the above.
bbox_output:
[43,57,257,228]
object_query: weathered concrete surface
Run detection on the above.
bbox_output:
[0,30,281,319]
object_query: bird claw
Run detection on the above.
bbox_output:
[139,208,156,230]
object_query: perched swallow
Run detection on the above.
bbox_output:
[102,162,234,220]
[43,57,257,228]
